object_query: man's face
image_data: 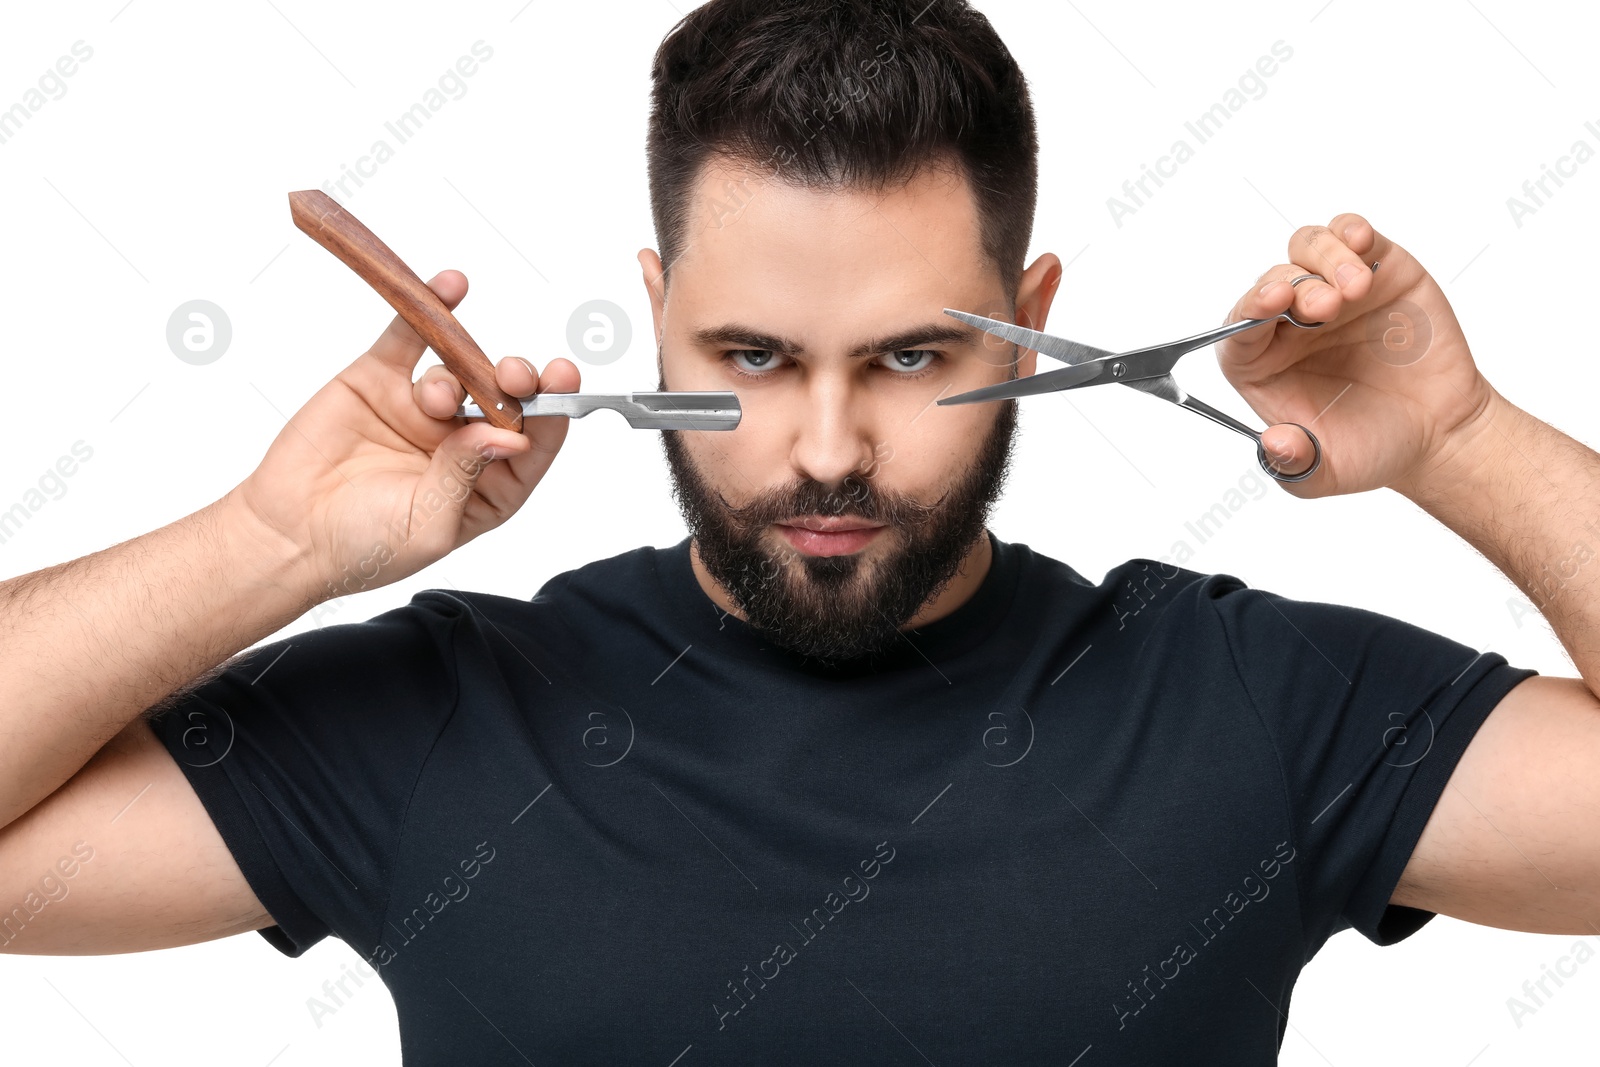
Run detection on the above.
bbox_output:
[640,157,1058,664]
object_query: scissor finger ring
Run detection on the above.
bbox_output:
[1282,261,1381,328]
[1255,423,1322,483]
[1280,273,1327,328]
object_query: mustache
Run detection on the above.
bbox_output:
[714,470,941,533]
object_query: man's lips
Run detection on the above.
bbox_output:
[779,516,884,533]
[774,516,885,557]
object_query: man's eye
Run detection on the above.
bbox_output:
[720,348,943,379]
[726,349,783,375]
[879,350,942,375]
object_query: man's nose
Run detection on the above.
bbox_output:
[787,374,881,490]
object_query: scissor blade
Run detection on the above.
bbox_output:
[943,309,1115,365]
[936,359,1107,406]
[457,391,741,430]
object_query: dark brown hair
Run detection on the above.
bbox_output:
[646,0,1038,301]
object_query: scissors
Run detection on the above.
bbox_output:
[937,263,1379,482]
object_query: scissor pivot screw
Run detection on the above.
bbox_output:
[1110,361,1127,378]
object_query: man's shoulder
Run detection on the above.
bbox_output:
[1007,541,1287,642]
[1010,539,1241,607]
[534,540,668,598]
[411,540,674,624]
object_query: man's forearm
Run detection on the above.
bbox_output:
[1398,386,1600,694]
[0,487,319,831]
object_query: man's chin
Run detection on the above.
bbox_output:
[660,390,1017,664]
[695,528,874,659]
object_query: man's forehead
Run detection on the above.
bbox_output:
[669,155,994,309]
[659,158,1006,360]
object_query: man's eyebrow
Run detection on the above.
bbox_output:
[847,323,975,358]
[689,323,801,357]
[688,321,980,359]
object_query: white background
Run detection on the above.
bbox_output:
[1,0,1596,1063]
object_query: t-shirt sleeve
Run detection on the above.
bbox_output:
[145,590,466,958]
[1197,571,1540,952]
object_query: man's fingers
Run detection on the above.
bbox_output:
[538,356,581,394]
[495,355,539,398]
[1326,212,1393,270]
[426,356,583,516]
[1280,267,1342,327]
[1217,267,1299,365]
[1219,248,1377,369]
[495,357,581,486]
[415,356,543,421]
[414,365,464,420]
[1288,221,1377,305]
[369,270,470,372]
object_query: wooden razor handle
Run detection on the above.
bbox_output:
[287,189,523,432]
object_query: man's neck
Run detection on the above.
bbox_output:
[687,529,994,630]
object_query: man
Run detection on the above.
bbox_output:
[0,0,1595,1063]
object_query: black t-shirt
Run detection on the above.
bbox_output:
[149,532,1537,1064]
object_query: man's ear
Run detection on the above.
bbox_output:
[1013,253,1064,380]
[637,248,667,341]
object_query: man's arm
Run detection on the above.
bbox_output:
[1396,388,1600,694]
[0,489,316,952]
[0,716,278,953]
[0,269,574,954]
[0,491,313,834]
[1391,388,1600,934]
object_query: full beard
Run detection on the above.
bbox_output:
[659,393,1019,667]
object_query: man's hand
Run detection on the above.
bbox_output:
[234,269,580,600]
[1217,214,1500,498]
